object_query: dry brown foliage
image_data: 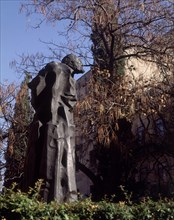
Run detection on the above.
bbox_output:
[0,83,16,143]
[16,0,174,76]
[75,63,174,147]
[4,79,31,187]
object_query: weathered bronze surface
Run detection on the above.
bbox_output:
[23,54,84,202]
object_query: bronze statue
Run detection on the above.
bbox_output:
[22,54,84,202]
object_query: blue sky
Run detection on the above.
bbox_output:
[0,0,65,84]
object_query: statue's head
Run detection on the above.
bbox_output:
[62,54,84,73]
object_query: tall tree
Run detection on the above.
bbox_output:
[75,63,174,199]
[0,82,16,189]
[16,0,174,77]
[4,74,32,188]
[91,0,124,76]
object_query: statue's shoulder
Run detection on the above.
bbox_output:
[45,61,60,70]
[45,61,70,72]
[36,62,71,79]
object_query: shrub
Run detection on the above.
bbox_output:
[0,182,174,220]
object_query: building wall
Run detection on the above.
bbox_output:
[75,57,174,197]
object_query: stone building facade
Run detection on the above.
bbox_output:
[75,58,174,198]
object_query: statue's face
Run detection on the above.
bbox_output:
[62,54,85,74]
[73,56,84,73]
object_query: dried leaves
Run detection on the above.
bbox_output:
[75,63,173,146]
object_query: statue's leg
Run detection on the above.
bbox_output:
[22,120,42,191]
[54,120,77,202]
[64,108,77,202]
[39,111,77,202]
[54,137,68,202]
[38,123,58,202]
[66,133,77,201]
[39,122,70,203]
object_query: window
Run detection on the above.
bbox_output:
[137,126,145,144]
[155,118,165,136]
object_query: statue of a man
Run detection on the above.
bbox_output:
[23,54,84,202]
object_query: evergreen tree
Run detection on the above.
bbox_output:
[4,74,32,188]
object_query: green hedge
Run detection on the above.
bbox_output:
[0,183,174,220]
